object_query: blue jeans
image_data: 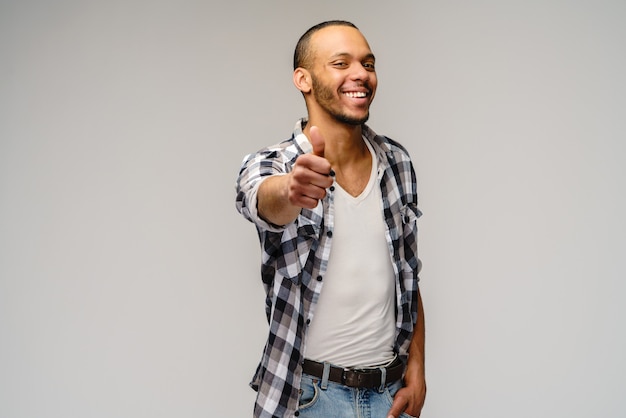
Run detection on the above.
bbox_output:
[297,373,416,418]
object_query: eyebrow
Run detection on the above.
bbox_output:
[329,52,376,61]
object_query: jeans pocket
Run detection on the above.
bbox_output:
[385,380,417,418]
[298,375,320,410]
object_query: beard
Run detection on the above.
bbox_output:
[311,75,370,126]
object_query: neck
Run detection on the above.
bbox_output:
[303,117,367,167]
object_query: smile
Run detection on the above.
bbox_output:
[343,91,368,98]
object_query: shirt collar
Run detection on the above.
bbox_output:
[293,118,393,159]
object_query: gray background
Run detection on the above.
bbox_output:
[1,0,625,417]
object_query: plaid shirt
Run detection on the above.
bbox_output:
[235,119,422,418]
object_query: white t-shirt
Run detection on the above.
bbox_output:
[304,139,396,368]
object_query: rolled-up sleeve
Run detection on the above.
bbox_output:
[235,150,290,233]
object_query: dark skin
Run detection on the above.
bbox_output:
[258,25,426,417]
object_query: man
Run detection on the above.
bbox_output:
[235,20,426,418]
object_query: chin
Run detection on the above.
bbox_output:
[334,112,369,126]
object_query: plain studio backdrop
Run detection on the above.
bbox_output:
[1,1,625,417]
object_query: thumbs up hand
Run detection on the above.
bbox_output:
[287,126,334,209]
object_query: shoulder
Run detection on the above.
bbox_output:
[362,124,413,162]
[257,135,304,161]
[382,135,410,155]
[379,136,413,162]
[240,134,306,172]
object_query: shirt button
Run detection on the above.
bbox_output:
[316,275,322,281]
[306,319,311,325]
[330,186,335,192]
[295,411,300,417]
[326,231,333,238]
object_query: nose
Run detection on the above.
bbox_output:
[351,62,371,82]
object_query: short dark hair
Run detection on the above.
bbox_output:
[293,20,359,70]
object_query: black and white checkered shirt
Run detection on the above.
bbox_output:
[235,119,422,418]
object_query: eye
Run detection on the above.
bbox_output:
[363,61,376,71]
[332,61,348,68]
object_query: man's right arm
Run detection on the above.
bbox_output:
[257,126,332,226]
[257,174,302,226]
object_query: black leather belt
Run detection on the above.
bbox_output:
[301,357,404,388]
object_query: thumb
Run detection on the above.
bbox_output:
[309,125,325,158]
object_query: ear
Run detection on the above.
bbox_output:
[293,67,312,94]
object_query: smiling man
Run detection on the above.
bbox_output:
[236,21,426,418]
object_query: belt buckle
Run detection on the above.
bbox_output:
[342,367,371,388]
[341,368,350,386]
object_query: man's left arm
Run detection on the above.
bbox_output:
[387,289,426,418]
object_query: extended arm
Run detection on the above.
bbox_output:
[257,126,332,226]
[257,174,304,226]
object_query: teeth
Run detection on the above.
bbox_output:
[344,92,367,98]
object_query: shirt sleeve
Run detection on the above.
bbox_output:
[235,151,289,233]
